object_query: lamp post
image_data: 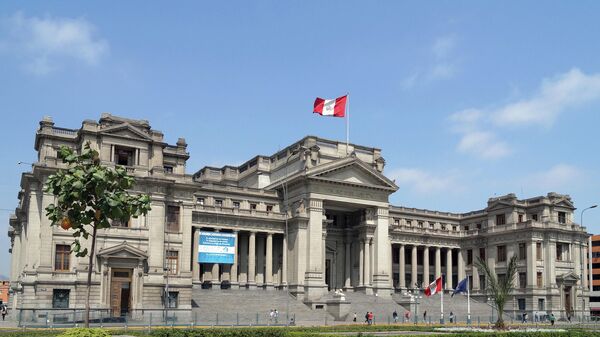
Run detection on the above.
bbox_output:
[282,145,307,325]
[581,205,597,320]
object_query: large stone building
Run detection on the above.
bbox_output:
[8,114,591,320]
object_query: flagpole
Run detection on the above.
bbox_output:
[346,93,350,155]
[467,280,471,324]
[441,280,444,324]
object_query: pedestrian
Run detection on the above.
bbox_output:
[449,311,454,324]
[405,310,411,323]
[274,309,279,323]
[522,312,528,324]
[393,310,398,323]
[365,311,369,324]
[567,313,571,323]
[269,309,275,324]
[353,312,357,322]
[423,310,427,323]
[549,313,555,326]
[1,305,6,321]
[368,311,374,325]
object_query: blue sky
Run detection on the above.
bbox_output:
[1,1,600,276]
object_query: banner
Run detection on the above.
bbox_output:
[198,231,236,264]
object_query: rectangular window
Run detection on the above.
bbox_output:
[558,211,566,224]
[52,289,70,309]
[518,214,524,223]
[418,221,424,228]
[498,273,506,285]
[465,225,470,231]
[536,242,543,261]
[167,291,179,308]
[557,243,564,261]
[215,199,223,207]
[467,249,473,265]
[113,218,131,228]
[538,298,545,311]
[537,272,543,287]
[266,205,273,213]
[250,203,257,210]
[115,147,135,166]
[497,245,506,262]
[519,243,526,260]
[166,250,179,275]
[518,298,526,310]
[167,205,180,232]
[233,201,240,209]
[479,275,486,290]
[164,166,174,173]
[532,214,538,221]
[196,197,204,205]
[496,214,506,226]
[394,218,400,226]
[479,248,486,261]
[54,245,70,271]
[406,220,412,226]
[519,272,526,289]
[476,223,482,229]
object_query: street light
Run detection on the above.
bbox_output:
[582,205,597,320]
[282,145,307,325]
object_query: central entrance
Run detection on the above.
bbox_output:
[111,268,132,317]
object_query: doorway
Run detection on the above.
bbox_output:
[111,269,132,317]
[325,259,331,291]
[565,286,572,317]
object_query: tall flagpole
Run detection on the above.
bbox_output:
[467,279,471,324]
[440,279,444,324]
[346,93,350,155]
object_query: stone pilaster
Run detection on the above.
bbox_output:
[399,244,405,289]
[248,231,256,288]
[411,245,418,288]
[446,248,453,289]
[266,232,273,287]
[423,246,430,286]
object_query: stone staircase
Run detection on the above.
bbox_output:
[392,290,502,323]
[191,287,334,325]
[340,291,405,324]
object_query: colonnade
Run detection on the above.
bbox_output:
[394,244,465,290]
[192,228,287,287]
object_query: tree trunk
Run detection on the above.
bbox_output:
[85,224,98,328]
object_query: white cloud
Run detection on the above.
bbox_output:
[1,12,109,74]
[493,68,600,127]
[401,34,458,88]
[432,35,456,59]
[388,168,460,194]
[456,130,511,159]
[526,164,583,190]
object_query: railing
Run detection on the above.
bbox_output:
[51,127,78,136]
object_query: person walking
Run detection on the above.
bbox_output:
[274,309,279,323]
[1,305,6,321]
[449,311,454,324]
[522,312,528,324]
[365,311,369,324]
[393,310,398,323]
[549,313,555,326]
[423,310,427,323]
[368,311,374,325]
[353,312,357,322]
[405,310,411,323]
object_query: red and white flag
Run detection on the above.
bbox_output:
[313,95,347,117]
[424,276,442,297]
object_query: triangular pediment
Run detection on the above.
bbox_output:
[486,201,514,211]
[552,199,575,209]
[97,241,148,259]
[556,271,579,284]
[100,123,152,141]
[307,157,398,191]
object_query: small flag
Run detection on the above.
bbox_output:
[313,95,347,117]
[452,277,468,297]
[424,276,443,297]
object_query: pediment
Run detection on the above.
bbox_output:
[556,271,579,283]
[307,157,398,191]
[552,199,575,209]
[97,241,148,260]
[486,201,514,211]
[100,123,152,141]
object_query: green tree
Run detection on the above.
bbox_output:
[475,254,519,329]
[44,142,151,327]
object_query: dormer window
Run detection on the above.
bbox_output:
[164,165,174,173]
[558,211,566,224]
[115,147,135,166]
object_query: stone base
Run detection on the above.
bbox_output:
[355,285,373,295]
[303,271,327,302]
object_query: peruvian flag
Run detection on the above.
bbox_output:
[424,276,443,297]
[313,95,347,117]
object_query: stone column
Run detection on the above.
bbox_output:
[322,233,327,283]
[231,230,239,284]
[423,246,430,286]
[446,248,453,289]
[369,239,374,286]
[212,229,220,283]
[584,244,589,289]
[266,233,273,286]
[344,241,351,288]
[574,242,581,286]
[472,247,480,290]
[435,247,441,278]
[192,228,200,283]
[527,241,536,287]
[364,239,370,286]
[282,234,288,286]
[399,244,406,289]
[248,231,256,287]
[411,245,418,288]
[239,233,248,285]
[457,249,465,282]
[359,240,364,286]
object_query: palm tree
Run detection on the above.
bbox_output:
[475,254,518,329]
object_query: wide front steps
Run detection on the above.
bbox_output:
[340,291,405,324]
[191,287,334,325]
[392,290,497,323]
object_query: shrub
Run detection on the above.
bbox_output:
[57,328,111,337]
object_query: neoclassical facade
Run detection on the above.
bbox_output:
[8,114,590,319]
